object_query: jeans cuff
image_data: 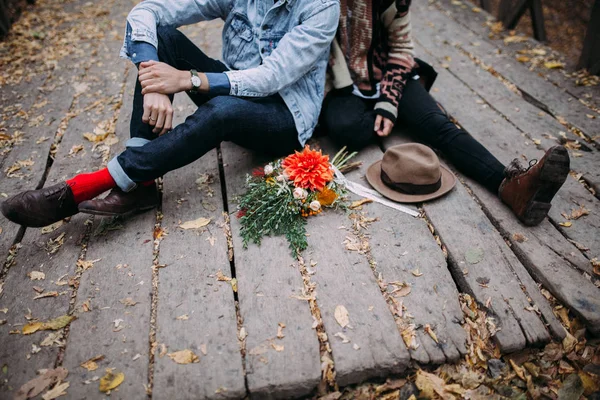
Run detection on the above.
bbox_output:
[126,137,151,148]
[108,157,137,192]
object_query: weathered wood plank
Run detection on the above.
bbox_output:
[427,0,600,112]
[60,63,156,399]
[425,62,600,264]
[412,1,600,147]
[322,140,467,365]
[421,180,551,352]
[0,6,132,393]
[459,177,600,335]
[411,34,600,197]
[153,96,246,400]
[296,140,410,386]
[0,69,118,398]
[0,70,81,256]
[222,142,321,399]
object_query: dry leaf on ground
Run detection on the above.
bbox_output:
[168,349,200,364]
[80,355,104,371]
[334,305,350,328]
[216,270,231,281]
[28,271,45,280]
[14,367,68,400]
[41,381,69,400]
[119,298,138,307]
[349,198,373,209]
[99,369,125,393]
[416,369,455,399]
[23,315,75,335]
[179,217,211,230]
[271,343,284,352]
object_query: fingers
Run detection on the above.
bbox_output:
[381,118,394,137]
[375,115,394,137]
[152,107,166,134]
[142,101,151,124]
[141,84,162,95]
[374,115,382,133]
[160,108,173,136]
[139,60,158,69]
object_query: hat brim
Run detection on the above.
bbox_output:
[365,161,457,203]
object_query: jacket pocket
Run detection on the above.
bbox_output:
[223,13,255,69]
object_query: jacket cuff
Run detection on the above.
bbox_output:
[374,101,398,124]
[205,73,231,95]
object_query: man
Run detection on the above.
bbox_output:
[1,0,340,227]
[320,0,569,226]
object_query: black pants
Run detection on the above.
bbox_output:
[113,27,299,188]
[320,79,506,193]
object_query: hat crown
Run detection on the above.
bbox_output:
[381,143,441,185]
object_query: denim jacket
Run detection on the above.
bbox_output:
[120,0,340,146]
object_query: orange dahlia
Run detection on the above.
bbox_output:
[282,146,334,191]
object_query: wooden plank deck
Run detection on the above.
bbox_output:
[0,0,598,398]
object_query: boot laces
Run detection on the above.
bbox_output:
[45,184,70,207]
[505,158,538,179]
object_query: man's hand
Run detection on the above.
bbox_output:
[139,60,191,95]
[142,92,173,135]
[374,115,394,137]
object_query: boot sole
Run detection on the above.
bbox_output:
[78,203,157,218]
[520,147,570,226]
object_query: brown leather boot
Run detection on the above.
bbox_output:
[1,182,79,227]
[78,183,158,217]
[499,146,570,226]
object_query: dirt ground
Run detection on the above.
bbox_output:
[469,0,595,69]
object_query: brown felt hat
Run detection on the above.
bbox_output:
[366,143,456,203]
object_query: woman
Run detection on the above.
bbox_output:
[320,0,569,226]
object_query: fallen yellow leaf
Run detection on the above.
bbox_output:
[349,198,373,209]
[544,61,564,69]
[80,355,104,371]
[22,315,75,334]
[559,221,572,227]
[167,349,199,364]
[99,369,124,393]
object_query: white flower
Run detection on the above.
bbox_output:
[281,170,289,179]
[264,164,274,175]
[276,174,286,182]
[293,187,308,200]
[309,200,321,211]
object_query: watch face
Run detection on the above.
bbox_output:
[191,75,201,87]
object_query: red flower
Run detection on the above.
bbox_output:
[236,208,248,219]
[282,146,333,191]
[252,167,265,177]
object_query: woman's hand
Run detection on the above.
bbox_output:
[139,60,191,95]
[374,115,394,137]
[142,92,173,136]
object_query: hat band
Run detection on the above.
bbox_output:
[381,170,442,195]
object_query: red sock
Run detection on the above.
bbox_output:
[66,168,116,203]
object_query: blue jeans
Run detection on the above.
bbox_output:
[108,27,300,191]
[321,79,507,193]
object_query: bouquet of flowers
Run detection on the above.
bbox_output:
[237,146,357,256]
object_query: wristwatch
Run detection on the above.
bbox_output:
[190,69,202,94]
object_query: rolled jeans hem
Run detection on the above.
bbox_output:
[108,157,137,192]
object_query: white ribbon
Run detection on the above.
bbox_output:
[332,165,420,218]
